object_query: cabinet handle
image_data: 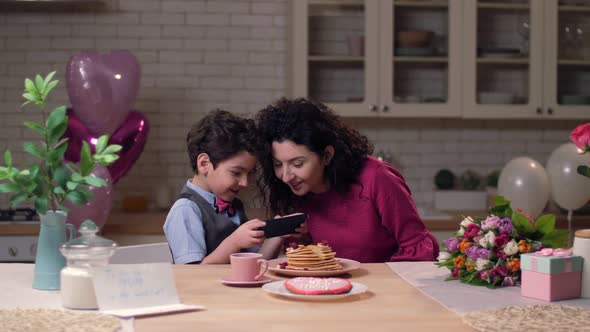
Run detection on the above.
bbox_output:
[381,105,389,112]
[30,243,37,256]
[547,108,554,115]
[536,107,542,114]
[369,105,378,112]
[8,247,18,257]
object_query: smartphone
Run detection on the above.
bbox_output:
[259,213,307,238]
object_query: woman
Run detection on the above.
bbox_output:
[256,98,439,263]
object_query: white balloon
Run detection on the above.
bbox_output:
[546,143,590,210]
[498,157,550,219]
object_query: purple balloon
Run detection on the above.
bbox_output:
[66,50,140,136]
[63,165,112,232]
[64,109,150,184]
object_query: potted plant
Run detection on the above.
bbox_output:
[0,71,121,290]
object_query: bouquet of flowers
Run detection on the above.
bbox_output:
[436,196,568,288]
[571,123,590,178]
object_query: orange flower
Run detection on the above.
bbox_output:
[454,256,466,269]
[507,258,520,272]
[458,239,474,253]
[518,240,531,253]
[465,259,476,272]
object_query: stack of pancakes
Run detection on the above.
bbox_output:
[283,243,342,271]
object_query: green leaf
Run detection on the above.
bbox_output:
[539,229,569,248]
[4,150,13,167]
[94,154,119,166]
[46,106,67,144]
[35,74,44,95]
[578,166,590,178]
[23,121,46,136]
[84,175,106,187]
[30,165,40,179]
[23,142,45,159]
[0,167,8,179]
[52,139,68,160]
[80,141,93,176]
[22,93,37,103]
[96,135,109,154]
[24,78,37,95]
[34,197,49,215]
[102,144,122,155]
[0,183,20,193]
[10,192,28,207]
[66,191,87,205]
[66,181,78,190]
[71,172,83,182]
[77,187,94,200]
[43,80,59,98]
[53,187,66,195]
[18,170,30,176]
[53,165,69,187]
[511,211,536,237]
[43,71,56,89]
[535,214,556,235]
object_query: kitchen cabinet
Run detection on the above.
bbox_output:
[463,0,590,119]
[290,0,590,119]
[290,0,462,117]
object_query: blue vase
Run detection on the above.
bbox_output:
[32,210,75,290]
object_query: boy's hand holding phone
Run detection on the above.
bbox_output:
[231,219,266,248]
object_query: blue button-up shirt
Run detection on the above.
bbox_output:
[163,180,244,264]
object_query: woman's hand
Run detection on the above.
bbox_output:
[281,221,308,241]
[231,219,266,249]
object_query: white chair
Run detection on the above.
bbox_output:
[109,242,174,264]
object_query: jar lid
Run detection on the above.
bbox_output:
[62,219,117,250]
[575,229,590,239]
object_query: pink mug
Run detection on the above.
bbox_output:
[229,253,268,281]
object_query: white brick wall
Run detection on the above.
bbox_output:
[0,0,585,213]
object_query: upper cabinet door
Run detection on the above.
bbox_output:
[379,0,462,117]
[462,0,544,119]
[290,0,380,116]
[543,0,590,119]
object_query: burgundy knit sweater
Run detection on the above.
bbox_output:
[298,156,439,263]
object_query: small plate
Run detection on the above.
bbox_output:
[267,258,361,277]
[221,276,273,287]
[262,281,368,301]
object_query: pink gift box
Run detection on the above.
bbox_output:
[521,253,582,302]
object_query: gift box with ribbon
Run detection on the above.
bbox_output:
[521,248,583,301]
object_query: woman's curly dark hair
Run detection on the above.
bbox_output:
[255,98,373,215]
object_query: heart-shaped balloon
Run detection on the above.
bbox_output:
[66,50,140,136]
[63,165,112,232]
[64,109,150,184]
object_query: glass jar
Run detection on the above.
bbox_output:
[59,220,117,309]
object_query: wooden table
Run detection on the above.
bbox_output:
[134,263,473,332]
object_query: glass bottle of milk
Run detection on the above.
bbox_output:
[59,220,117,309]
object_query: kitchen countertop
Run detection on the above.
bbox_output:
[1,208,589,236]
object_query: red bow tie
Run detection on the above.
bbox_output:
[214,197,235,217]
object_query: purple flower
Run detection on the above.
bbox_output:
[501,276,516,287]
[445,238,459,252]
[466,246,479,261]
[498,218,513,235]
[477,248,490,260]
[481,215,500,231]
[490,265,510,280]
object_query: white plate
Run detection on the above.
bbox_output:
[267,258,361,277]
[262,281,368,301]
